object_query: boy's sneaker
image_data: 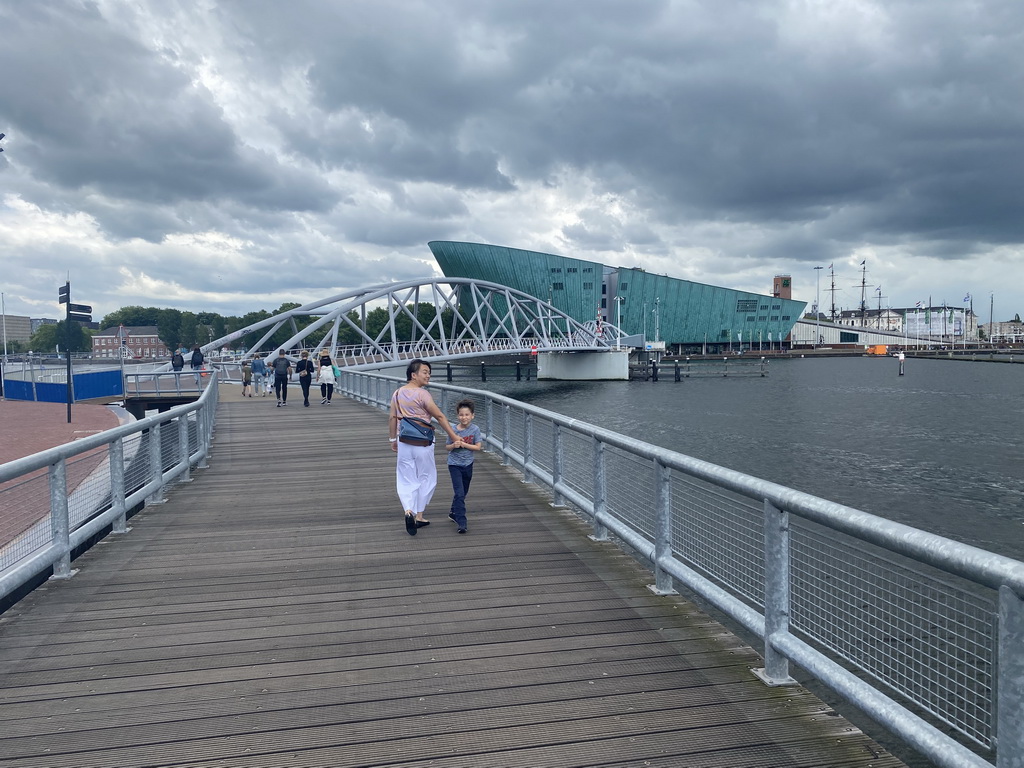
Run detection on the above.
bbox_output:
[457,526,467,534]
[448,512,458,524]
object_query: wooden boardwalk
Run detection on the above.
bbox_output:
[0,394,907,768]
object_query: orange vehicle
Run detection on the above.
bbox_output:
[866,344,889,356]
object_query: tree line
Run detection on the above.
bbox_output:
[18,302,456,357]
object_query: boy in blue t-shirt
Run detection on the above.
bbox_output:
[446,399,483,534]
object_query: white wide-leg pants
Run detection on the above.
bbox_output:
[396,441,437,515]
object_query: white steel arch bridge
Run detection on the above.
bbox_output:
[204,278,619,370]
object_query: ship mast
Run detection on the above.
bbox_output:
[859,261,868,326]
[828,265,837,322]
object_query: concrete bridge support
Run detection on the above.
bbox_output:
[536,350,630,380]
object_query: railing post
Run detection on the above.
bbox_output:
[49,459,76,579]
[755,499,797,686]
[522,412,534,483]
[480,362,487,382]
[501,404,511,465]
[485,399,494,454]
[109,438,129,534]
[197,404,210,468]
[998,586,1024,768]
[148,422,166,504]
[590,438,608,541]
[649,459,677,595]
[551,423,564,507]
[178,414,192,483]
[447,362,452,382]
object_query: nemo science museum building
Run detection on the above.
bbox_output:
[429,241,806,354]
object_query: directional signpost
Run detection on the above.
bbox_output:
[58,282,93,423]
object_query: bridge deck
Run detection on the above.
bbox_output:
[0,395,906,767]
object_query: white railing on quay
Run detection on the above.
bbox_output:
[338,369,1023,768]
[0,373,219,602]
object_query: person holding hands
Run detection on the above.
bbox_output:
[446,399,482,534]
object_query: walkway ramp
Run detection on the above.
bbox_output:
[0,398,906,767]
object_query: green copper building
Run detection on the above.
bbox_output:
[429,241,806,352]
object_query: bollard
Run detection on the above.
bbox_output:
[480,362,487,382]
[516,362,522,381]
[674,361,680,382]
[446,362,452,382]
[652,360,658,382]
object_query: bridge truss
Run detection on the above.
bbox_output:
[207,278,617,369]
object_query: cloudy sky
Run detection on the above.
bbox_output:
[2,0,1023,325]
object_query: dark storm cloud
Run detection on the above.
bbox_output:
[1,0,1022,320]
[0,1,337,242]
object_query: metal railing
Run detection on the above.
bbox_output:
[338,369,1023,768]
[0,374,219,602]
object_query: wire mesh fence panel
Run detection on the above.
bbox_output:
[188,413,200,456]
[671,475,766,606]
[529,416,555,476]
[605,447,656,538]
[66,451,113,534]
[790,521,996,747]
[507,405,527,458]
[0,473,53,571]
[160,423,181,473]
[123,432,150,496]
[559,429,595,507]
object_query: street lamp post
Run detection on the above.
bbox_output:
[614,296,624,350]
[813,266,823,349]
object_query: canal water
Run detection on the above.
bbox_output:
[484,356,1024,562]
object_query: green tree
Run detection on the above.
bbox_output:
[29,321,89,355]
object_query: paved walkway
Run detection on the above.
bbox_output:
[0,394,908,767]
[0,398,124,465]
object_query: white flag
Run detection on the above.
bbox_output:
[768,332,773,341]
[737,331,742,342]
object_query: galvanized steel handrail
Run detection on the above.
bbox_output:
[0,373,219,602]
[338,369,1022,768]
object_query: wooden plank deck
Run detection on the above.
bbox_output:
[0,395,908,767]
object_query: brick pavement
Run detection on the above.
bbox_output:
[0,399,125,466]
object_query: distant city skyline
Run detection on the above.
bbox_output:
[2,1,1022,321]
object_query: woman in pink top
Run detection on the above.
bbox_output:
[388,360,459,536]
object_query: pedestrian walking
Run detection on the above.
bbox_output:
[190,345,204,385]
[446,399,482,534]
[295,350,315,407]
[242,360,253,397]
[171,348,185,372]
[251,354,268,396]
[316,348,336,404]
[388,359,459,536]
[271,349,292,406]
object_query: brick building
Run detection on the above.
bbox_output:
[92,326,171,360]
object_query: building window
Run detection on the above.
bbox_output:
[550,267,562,273]
[601,298,607,309]
[736,299,758,313]
[619,282,628,290]
[782,315,790,321]
[771,304,781,310]
[746,316,755,322]
[770,316,779,321]
[551,282,564,290]
[583,282,593,290]
[758,315,767,321]
[567,267,578,273]
[583,267,594,273]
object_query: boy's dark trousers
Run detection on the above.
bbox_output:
[448,464,473,528]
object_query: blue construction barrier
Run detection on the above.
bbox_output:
[1,370,123,403]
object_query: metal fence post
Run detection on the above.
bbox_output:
[109,438,129,534]
[523,412,534,483]
[650,459,676,594]
[49,459,76,579]
[551,423,564,507]
[755,499,797,686]
[148,422,166,504]
[486,399,494,454]
[178,414,192,483]
[590,438,608,541]
[197,404,210,469]
[998,586,1024,768]
[502,404,511,466]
